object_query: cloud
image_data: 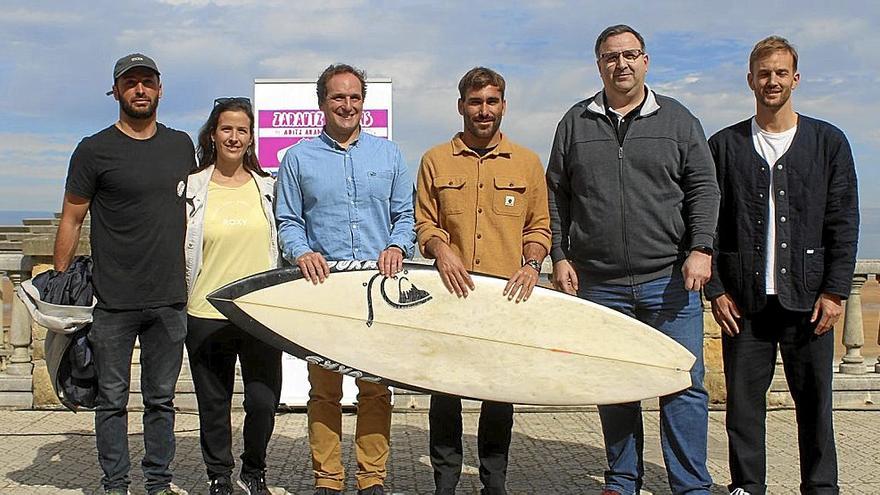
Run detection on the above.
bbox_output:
[0,7,83,25]
[0,0,878,212]
[0,132,71,209]
[0,133,76,179]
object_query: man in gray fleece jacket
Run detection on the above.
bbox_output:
[546,25,719,495]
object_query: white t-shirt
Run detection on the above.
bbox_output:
[751,117,797,295]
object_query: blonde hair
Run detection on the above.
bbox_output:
[749,35,798,71]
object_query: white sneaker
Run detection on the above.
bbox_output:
[730,489,751,495]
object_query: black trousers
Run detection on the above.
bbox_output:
[186,316,282,479]
[723,297,838,495]
[429,394,513,495]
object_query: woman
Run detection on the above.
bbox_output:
[185,97,281,495]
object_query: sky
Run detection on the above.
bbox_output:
[1,0,878,253]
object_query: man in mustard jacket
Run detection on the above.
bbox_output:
[415,66,552,495]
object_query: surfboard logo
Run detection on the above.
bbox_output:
[363,269,432,327]
[328,260,378,271]
[304,355,382,382]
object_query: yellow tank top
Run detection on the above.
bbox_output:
[188,178,272,319]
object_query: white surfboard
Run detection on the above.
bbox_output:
[208,261,695,406]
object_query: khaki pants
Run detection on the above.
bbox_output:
[307,363,392,490]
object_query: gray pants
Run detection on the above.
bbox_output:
[88,304,186,494]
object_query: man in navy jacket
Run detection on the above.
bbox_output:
[706,36,859,495]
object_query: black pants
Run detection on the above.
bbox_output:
[429,394,513,495]
[723,297,838,495]
[186,316,282,479]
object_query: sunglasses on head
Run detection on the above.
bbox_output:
[213,96,252,107]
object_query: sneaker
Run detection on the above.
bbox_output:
[238,470,270,495]
[314,488,342,495]
[153,487,187,495]
[209,476,233,495]
[601,490,622,495]
[105,490,129,495]
[730,490,752,495]
[358,485,385,495]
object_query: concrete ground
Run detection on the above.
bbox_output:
[1,408,878,494]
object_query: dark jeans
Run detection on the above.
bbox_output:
[185,316,282,480]
[88,304,186,494]
[723,296,838,495]
[429,394,513,495]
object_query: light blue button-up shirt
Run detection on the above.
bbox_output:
[276,130,416,262]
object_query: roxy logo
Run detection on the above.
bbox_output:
[304,356,381,382]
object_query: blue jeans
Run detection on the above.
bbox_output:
[578,273,712,495]
[88,305,186,494]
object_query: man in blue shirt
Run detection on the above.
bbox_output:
[275,63,415,495]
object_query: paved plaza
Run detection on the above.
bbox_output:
[1,407,879,494]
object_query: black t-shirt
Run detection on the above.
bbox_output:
[65,123,196,309]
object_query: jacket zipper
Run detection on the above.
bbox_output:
[607,114,635,286]
[617,142,634,286]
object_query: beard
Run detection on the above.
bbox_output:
[119,96,158,120]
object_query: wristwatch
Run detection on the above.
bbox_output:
[691,245,713,256]
[523,259,542,272]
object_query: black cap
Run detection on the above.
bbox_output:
[112,53,160,80]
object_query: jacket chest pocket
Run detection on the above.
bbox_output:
[492,176,527,217]
[434,175,467,215]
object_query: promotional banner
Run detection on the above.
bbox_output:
[254,78,394,405]
[254,78,393,174]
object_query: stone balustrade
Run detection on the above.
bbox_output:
[838,260,880,375]
[0,254,33,374]
[2,240,880,408]
[0,253,36,407]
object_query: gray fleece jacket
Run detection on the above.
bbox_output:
[546,88,719,285]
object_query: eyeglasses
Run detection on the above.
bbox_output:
[598,49,645,64]
[214,96,252,107]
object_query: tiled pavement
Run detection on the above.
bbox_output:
[1,408,878,494]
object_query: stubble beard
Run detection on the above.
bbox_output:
[468,117,501,140]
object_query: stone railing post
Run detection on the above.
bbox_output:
[875,273,880,374]
[839,274,867,374]
[7,272,34,376]
[0,272,7,370]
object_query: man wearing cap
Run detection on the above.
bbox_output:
[54,53,195,495]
